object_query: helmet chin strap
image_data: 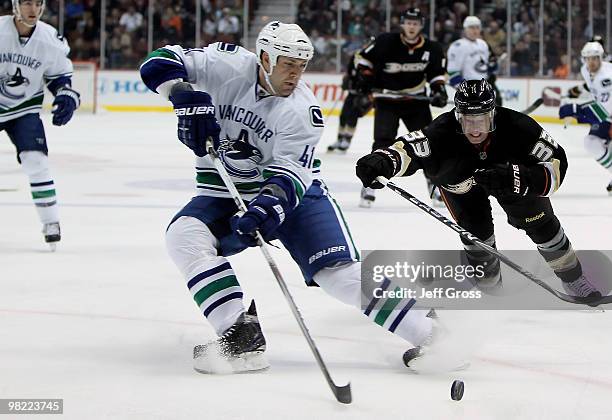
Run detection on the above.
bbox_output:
[16,16,37,28]
[261,61,278,96]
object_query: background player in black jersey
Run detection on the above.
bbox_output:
[327,43,374,153]
[354,7,448,208]
[356,79,601,299]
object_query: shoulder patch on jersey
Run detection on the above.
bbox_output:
[602,78,611,87]
[216,42,239,54]
[309,106,324,127]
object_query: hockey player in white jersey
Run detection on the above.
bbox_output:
[140,21,440,373]
[559,41,612,194]
[447,16,502,105]
[0,0,80,249]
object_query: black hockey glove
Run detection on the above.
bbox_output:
[356,149,401,188]
[474,162,536,197]
[52,86,80,126]
[169,87,220,157]
[355,66,374,94]
[355,93,373,116]
[429,82,448,108]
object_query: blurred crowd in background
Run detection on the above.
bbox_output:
[0,0,607,77]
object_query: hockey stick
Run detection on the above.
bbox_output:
[376,176,612,306]
[371,90,433,102]
[521,97,544,114]
[206,139,352,404]
[325,92,343,118]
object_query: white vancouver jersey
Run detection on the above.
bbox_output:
[447,37,490,83]
[145,43,324,204]
[580,61,612,117]
[0,16,73,122]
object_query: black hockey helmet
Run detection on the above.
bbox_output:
[401,7,426,26]
[454,79,497,135]
[454,79,496,115]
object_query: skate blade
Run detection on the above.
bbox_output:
[194,351,270,374]
[359,199,374,208]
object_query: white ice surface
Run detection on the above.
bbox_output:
[1,113,611,420]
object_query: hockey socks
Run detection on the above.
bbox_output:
[313,262,433,347]
[186,259,246,335]
[20,151,59,224]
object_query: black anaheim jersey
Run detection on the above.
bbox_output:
[389,107,568,196]
[357,33,446,93]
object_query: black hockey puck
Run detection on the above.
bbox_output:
[451,379,464,401]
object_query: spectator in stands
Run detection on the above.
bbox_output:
[217,7,240,43]
[483,20,505,57]
[554,54,570,78]
[119,6,143,33]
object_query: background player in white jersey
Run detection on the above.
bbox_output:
[447,16,502,105]
[0,0,80,249]
[140,21,438,373]
[559,41,612,194]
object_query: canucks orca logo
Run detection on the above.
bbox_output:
[0,68,30,100]
[475,57,488,73]
[218,137,263,179]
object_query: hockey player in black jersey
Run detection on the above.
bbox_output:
[356,79,601,299]
[354,7,448,208]
[327,46,374,153]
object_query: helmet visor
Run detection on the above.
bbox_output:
[456,110,495,134]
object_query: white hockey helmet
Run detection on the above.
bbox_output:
[256,21,314,75]
[581,41,605,58]
[463,16,481,28]
[12,0,45,27]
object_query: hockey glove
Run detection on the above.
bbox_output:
[474,162,534,197]
[355,93,373,116]
[429,82,448,108]
[51,86,80,126]
[356,149,401,189]
[355,66,374,94]
[233,188,291,245]
[169,89,220,157]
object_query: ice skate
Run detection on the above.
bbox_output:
[562,275,602,302]
[193,300,269,374]
[402,313,470,373]
[359,187,376,208]
[327,138,350,153]
[42,222,61,252]
[606,180,612,195]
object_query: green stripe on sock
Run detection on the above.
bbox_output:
[32,189,56,199]
[373,288,402,327]
[599,152,612,168]
[193,275,240,307]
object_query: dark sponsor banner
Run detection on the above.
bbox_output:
[361,250,612,310]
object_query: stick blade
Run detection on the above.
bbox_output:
[333,382,352,404]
